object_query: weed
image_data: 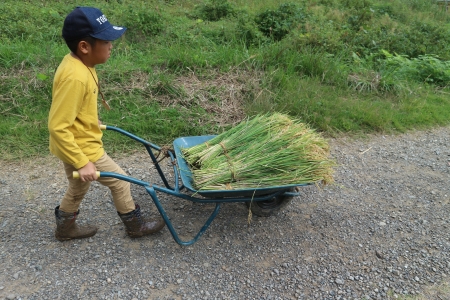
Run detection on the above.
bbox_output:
[23,187,36,201]
[118,3,165,43]
[149,73,187,99]
[235,12,269,47]
[191,0,235,21]
[347,71,382,92]
[255,3,306,41]
[380,50,450,87]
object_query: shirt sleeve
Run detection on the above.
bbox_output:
[48,78,90,169]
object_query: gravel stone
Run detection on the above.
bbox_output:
[0,126,449,299]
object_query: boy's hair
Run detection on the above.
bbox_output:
[65,36,97,54]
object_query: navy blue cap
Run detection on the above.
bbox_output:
[62,7,126,41]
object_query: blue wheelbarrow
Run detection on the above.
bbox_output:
[74,125,310,246]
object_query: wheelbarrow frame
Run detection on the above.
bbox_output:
[90,125,310,246]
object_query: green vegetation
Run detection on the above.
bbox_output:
[182,113,335,190]
[1,0,450,159]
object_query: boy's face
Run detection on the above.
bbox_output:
[79,39,113,67]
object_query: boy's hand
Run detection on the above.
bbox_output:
[77,161,98,182]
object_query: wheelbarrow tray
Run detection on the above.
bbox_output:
[173,136,306,198]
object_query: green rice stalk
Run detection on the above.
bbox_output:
[181,113,335,191]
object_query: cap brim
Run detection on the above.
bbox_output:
[91,25,127,41]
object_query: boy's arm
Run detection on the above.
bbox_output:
[48,79,90,169]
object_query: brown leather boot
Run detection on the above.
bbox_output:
[118,204,165,238]
[54,206,98,241]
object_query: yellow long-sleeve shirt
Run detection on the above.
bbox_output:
[48,54,104,169]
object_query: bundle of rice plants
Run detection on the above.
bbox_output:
[181,113,335,191]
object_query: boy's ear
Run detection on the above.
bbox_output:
[78,41,90,55]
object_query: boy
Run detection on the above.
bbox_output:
[48,6,165,241]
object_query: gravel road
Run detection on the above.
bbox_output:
[1,126,449,300]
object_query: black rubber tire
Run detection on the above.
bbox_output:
[245,188,295,217]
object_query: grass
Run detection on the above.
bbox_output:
[1,0,450,160]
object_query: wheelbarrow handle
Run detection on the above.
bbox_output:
[72,171,101,179]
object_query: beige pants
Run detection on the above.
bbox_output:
[59,152,135,214]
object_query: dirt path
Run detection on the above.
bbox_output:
[0,126,449,300]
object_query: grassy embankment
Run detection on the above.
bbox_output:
[1,0,450,159]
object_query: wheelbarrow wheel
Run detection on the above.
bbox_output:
[245,188,295,217]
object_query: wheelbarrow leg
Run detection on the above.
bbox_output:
[145,186,221,246]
